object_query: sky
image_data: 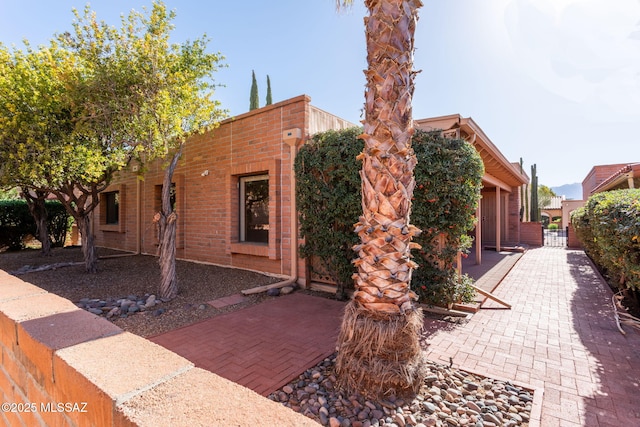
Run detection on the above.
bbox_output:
[1,0,639,188]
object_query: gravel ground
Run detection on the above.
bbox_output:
[0,246,280,337]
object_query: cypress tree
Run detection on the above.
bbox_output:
[265,75,273,106]
[250,70,259,110]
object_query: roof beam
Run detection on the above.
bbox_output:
[482,173,512,192]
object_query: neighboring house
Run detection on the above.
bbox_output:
[93,100,529,287]
[567,162,640,227]
[582,163,635,199]
[586,163,640,196]
[541,196,564,227]
[560,163,640,249]
[414,115,529,264]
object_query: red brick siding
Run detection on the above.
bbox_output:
[94,95,353,280]
[567,224,583,249]
[520,222,543,247]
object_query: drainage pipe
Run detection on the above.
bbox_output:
[242,128,302,295]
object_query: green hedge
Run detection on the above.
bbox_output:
[296,128,484,305]
[411,130,484,306]
[295,128,362,299]
[571,189,640,291]
[0,199,70,250]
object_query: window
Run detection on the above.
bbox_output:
[104,191,119,225]
[155,183,176,212]
[240,175,269,243]
[99,185,125,232]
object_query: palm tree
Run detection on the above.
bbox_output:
[334,0,425,399]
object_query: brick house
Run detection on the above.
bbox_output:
[562,162,640,249]
[94,95,354,286]
[584,163,640,197]
[93,98,529,287]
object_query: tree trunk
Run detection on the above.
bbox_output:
[157,148,182,300]
[78,213,98,273]
[23,189,51,256]
[335,0,425,400]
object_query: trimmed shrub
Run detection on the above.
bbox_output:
[0,199,70,250]
[572,189,640,291]
[295,128,362,299]
[295,128,484,306]
[0,200,36,250]
[410,130,484,306]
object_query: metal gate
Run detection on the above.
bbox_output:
[543,226,568,247]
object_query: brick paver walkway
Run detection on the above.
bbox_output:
[425,247,640,427]
[150,293,346,396]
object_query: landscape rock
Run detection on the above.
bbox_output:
[280,286,295,295]
[268,354,533,427]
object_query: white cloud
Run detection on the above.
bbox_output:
[504,0,640,121]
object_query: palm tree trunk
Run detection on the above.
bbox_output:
[157,148,181,300]
[335,0,425,400]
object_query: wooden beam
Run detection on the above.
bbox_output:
[474,285,511,309]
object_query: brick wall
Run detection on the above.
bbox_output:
[0,270,317,426]
[520,222,543,247]
[567,224,583,249]
[507,188,522,244]
[94,95,354,281]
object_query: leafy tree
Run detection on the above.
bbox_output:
[266,75,273,106]
[250,70,259,110]
[0,188,20,200]
[95,2,226,299]
[334,0,425,400]
[0,2,226,296]
[538,184,556,209]
[0,39,96,262]
[23,189,52,255]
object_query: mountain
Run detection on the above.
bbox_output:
[551,183,582,200]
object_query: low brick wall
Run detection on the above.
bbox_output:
[520,222,543,247]
[0,270,317,426]
[567,224,583,249]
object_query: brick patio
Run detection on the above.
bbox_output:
[150,292,346,396]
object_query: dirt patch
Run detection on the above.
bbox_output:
[0,247,281,337]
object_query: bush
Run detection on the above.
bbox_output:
[295,128,484,306]
[548,223,559,231]
[410,130,484,306]
[46,201,71,247]
[295,128,362,299]
[572,189,640,291]
[0,199,70,250]
[0,200,36,250]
